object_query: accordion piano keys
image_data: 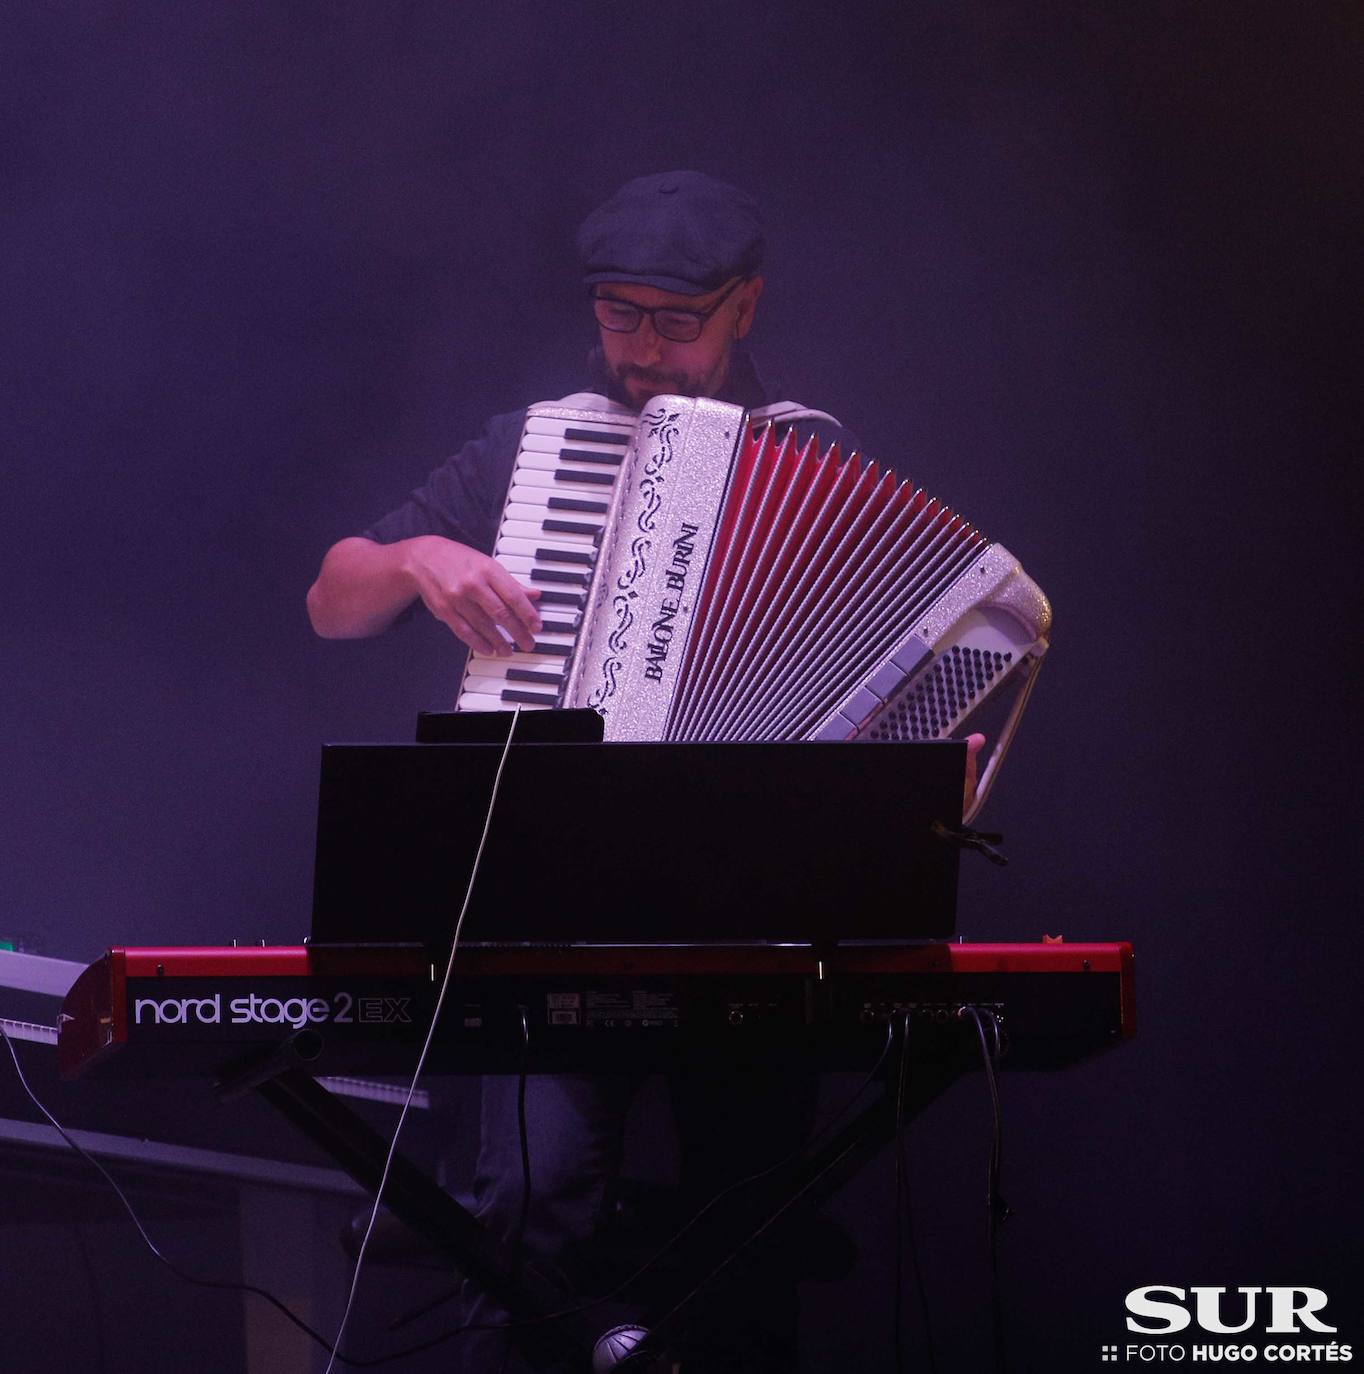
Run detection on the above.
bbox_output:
[456,404,635,715]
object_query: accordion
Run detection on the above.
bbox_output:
[458,394,1051,820]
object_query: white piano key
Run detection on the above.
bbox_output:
[479,620,580,646]
[465,658,566,682]
[506,485,612,514]
[505,503,605,530]
[462,650,573,685]
[519,433,629,457]
[501,520,597,546]
[524,416,634,440]
[457,691,553,712]
[503,468,618,490]
[513,450,587,472]
[495,554,593,583]
[495,536,596,563]
[473,623,580,652]
[505,643,577,667]
[465,676,563,698]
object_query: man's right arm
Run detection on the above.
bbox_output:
[306,535,540,655]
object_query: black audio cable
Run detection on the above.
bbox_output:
[512,1004,534,1277]
[323,703,524,1373]
[893,1010,938,1374]
[0,1021,350,1359]
[961,1005,1009,1374]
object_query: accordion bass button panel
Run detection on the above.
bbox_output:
[820,543,1054,823]
[457,406,638,712]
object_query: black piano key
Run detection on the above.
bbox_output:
[535,547,594,566]
[558,447,623,466]
[532,569,590,586]
[553,468,616,486]
[501,688,560,705]
[564,427,630,446]
[543,519,599,536]
[506,668,565,685]
[530,642,573,657]
[539,619,578,634]
[547,497,609,514]
[534,589,585,608]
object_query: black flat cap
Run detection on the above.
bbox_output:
[577,171,765,297]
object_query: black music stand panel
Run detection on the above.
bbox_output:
[310,741,964,948]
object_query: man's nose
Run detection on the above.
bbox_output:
[630,316,664,365]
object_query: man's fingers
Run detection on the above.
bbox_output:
[420,550,543,654]
[486,566,543,646]
[442,605,510,657]
[442,611,500,656]
[462,584,530,652]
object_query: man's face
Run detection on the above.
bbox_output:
[594,276,763,409]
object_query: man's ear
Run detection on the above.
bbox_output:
[734,275,764,339]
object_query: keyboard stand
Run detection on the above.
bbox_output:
[217,1020,976,1370]
[623,1024,973,1360]
[215,1055,595,1371]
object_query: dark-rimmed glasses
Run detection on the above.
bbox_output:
[590,277,745,344]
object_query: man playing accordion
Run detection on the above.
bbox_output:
[308,171,975,1372]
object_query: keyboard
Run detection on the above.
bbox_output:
[57,941,1135,1081]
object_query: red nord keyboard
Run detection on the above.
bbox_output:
[58,941,1135,1081]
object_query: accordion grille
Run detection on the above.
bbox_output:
[863,645,1014,742]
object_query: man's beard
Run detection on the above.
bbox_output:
[608,358,728,408]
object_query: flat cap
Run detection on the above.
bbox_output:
[577,171,765,297]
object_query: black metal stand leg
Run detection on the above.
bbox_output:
[642,1044,970,1354]
[251,1068,596,1370]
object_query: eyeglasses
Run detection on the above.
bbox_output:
[590,277,746,344]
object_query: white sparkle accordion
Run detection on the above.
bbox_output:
[458,394,1051,820]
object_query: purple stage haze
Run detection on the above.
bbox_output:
[1,2,1358,1370]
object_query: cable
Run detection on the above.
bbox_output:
[0,1022,344,1358]
[323,704,523,1374]
[893,1013,907,1374]
[511,1005,533,1278]
[961,1006,1008,1374]
[893,1012,937,1374]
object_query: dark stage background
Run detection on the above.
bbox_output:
[3,2,1359,1370]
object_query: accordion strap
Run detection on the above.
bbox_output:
[748,400,843,430]
[538,391,842,430]
[544,391,637,415]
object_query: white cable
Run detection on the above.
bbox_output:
[323,705,522,1374]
